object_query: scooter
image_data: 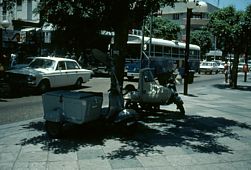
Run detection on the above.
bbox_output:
[123,68,185,115]
[43,58,139,138]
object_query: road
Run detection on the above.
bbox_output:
[0,73,225,125]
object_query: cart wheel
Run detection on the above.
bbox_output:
[45,121,63,138]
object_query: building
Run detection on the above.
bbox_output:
[0,0,55,59]
[160,1,219,41]
[0,0,40,30]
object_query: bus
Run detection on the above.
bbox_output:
[124,34,201,80]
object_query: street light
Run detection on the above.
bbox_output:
[1,19,10,60]
[1,20,10,30]
[184,0,207,95]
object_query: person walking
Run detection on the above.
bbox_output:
[223,61,229,83]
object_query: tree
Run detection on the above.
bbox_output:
[190,30,212,60]
[241,5,251,62]
[208,6,244,88]
[33,0,175,87]
[34,0,176,115]
[144,16,180,40]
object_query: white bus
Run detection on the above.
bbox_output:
[124,34,201,80]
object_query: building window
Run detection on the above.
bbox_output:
[17,0,22,6]
[173,14,179,20]
[17,0,22,11]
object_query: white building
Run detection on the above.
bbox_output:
[160,1,219,41]
[0,0,40,30]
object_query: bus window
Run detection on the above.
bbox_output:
[189,50,199,59]
[179,48,185,57]
[164,46,171,55]
[172,47,179,58]
[127,44,141,59]
[155,45,163,56]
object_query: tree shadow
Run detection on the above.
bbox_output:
[18,110,251,159]
[214,84,251,91]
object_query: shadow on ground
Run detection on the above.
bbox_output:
[19,110,251,159]
[214,84,251,91]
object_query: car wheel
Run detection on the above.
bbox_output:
[38,80,50,94]
[75,78,83,88]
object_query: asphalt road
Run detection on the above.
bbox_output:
[0,73,225,125]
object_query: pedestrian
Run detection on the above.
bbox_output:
[223,61,229,83]
[10,54,17,68]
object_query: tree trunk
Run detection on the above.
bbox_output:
[230,53,239,88]
[111,0,129,90]
[107,0,129,117]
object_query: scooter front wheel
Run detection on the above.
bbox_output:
[177,103,185,116]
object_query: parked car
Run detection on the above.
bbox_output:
[199,61,219,74]
[238,62,245,72]
[10,57,35,70]
[5,57,93,93]
[214,60,225,73]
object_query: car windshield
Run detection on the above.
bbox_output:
[29,58,56,70]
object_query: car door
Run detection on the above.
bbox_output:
[65,61,80,85]
[53,61,69,87]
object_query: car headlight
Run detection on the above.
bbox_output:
[27,75,36,82]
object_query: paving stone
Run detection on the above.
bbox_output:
[79,158,112,170]
[48,152,77,161]
[47,161,79,170]
[109,157,143,169]
[77,149,104,160]
[17,151,48,162]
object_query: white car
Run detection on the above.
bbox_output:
[199,61,219,74]
[214,61,225,73]
[238,62,245,72]
[5,57,93,93]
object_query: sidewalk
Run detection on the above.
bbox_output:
[1,75,251,170]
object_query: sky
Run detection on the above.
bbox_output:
[204,0,251,11]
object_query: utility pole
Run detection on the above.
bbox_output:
[184,7,192,95]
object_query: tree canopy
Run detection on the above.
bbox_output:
[190,30,212,59]
[144,16,180,40]
[208,5,251,88]
[33,0,176,86]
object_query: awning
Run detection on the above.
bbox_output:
[21,27,41,32]
[42,23,54,31]
[206,50,222,56]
